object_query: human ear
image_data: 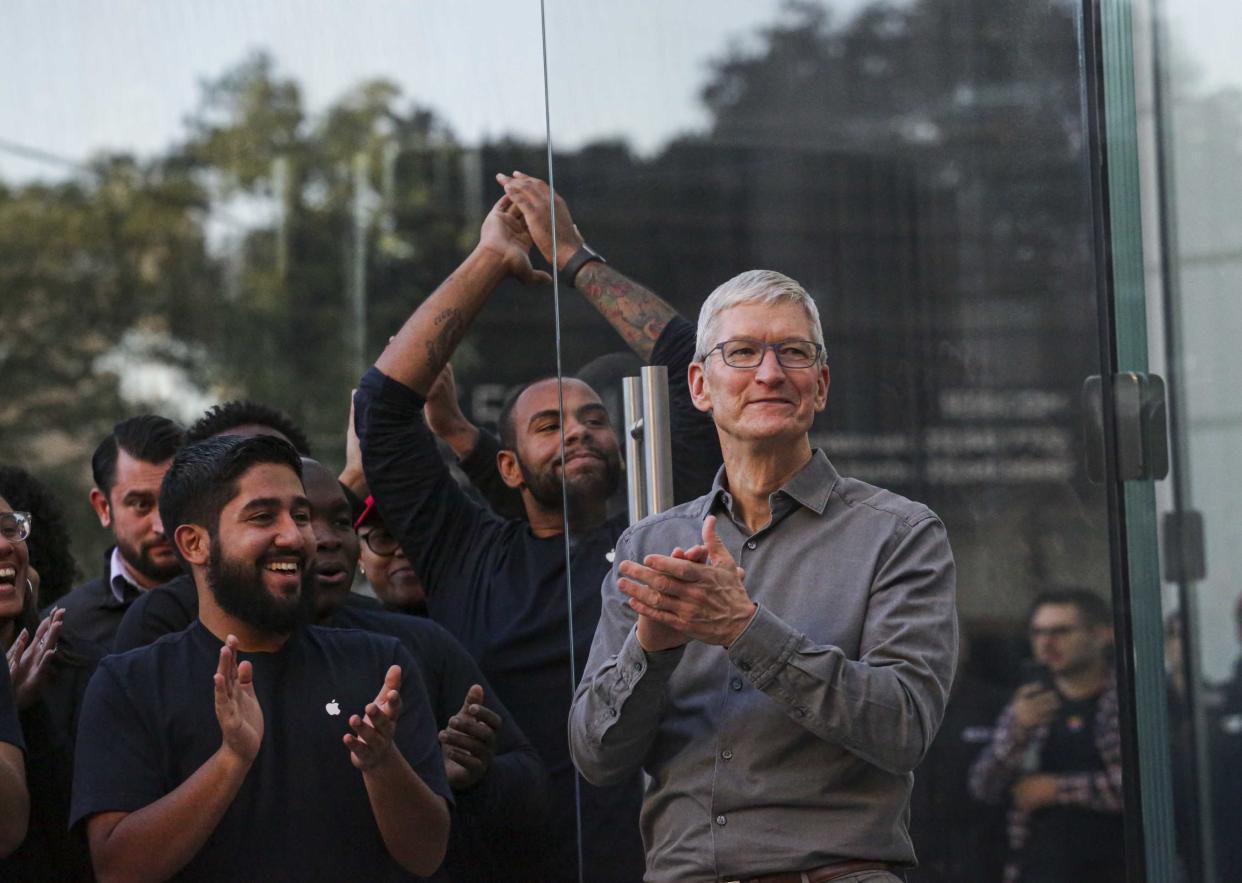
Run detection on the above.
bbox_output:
[89,488,112,529]
[814,363,831,412]
[176,524,210,566]
[496,450,525,490]
[688,363,713,414]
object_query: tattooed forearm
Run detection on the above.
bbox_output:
[425,308,466,375]
[574,263,679,362]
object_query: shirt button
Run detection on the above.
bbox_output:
[721,749,733,760]
[730,677,743,691]
[608,707,618,717]
[715,814,727,826]
[746,540,757,550]
[634,662,644,674]
[738,661,752,672]
[795,707,807,718]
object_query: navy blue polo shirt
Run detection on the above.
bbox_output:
[71,622,451,882]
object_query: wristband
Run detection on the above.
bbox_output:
[559,243,606,289]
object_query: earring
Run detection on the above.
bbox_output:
[359,565,366,576]
[24,577,34,609]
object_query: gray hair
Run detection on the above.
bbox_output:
[693,269,825,362]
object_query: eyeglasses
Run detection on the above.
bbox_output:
[1028,625,1084,640]
[706,338,824,369]
[0,511,31,543]
[359,528,400,557]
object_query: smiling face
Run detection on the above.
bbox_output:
[689,301,830,446]
[299,460,361,618]
[0,494,30,628]
[197,462,315,635]
[90,449,180,587]
[501,378,623,511]
[357,523,427,614]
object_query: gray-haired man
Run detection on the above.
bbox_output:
[569,270,958,883]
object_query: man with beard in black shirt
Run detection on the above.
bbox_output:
[356,179,717,882]
[72,436,451,881]
[969,589,1123,883]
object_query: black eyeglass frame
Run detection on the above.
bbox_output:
[358,527,400,557]
[705,338,825,369]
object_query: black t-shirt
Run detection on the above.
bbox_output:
[1022,693,1124,883]
[331,605,549,881]
[71,622,452,882]
[354,318,717,883]
[0,663,21,751]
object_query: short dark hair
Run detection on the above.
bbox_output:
[0,465,79,607]
[1029,588,1112,629]
[496,376,560,450]
[91,415,186,498]
[187,401,313,457]
[159,435,304,545]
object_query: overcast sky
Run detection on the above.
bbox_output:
[0,0,1236,182]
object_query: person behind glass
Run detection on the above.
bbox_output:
[71,435,451,881]
[355,187,724,882]
[355,495,428,617]
[56,415,186,657]
[968,588,1122,883]
[568,271,958,883]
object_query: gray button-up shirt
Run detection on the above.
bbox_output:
[568,450,958,882]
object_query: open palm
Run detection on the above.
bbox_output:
[214,636,264,763]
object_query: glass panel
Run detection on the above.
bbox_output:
[1,3,578,881]
[547,1,1130,881]
[1132,0,1242,879]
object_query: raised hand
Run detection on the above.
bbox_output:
[213,635,264,764]
[7,606,64,709]
[339,391,369,497]
[477,195,553,286]
[346,664,403,771]
[495,171,584,270]
[618,515,757,649]
[439,683,502,790]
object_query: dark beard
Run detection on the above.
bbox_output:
[206,537,310,635]
[118,538,184,584]
[519,446,622,512]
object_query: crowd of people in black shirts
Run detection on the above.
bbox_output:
[0,172,719,882]
[0,169,1222,883]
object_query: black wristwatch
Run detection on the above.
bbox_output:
[559,243,606,289]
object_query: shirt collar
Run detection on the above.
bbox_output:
[700,448,839,518]
[108,546,145,605]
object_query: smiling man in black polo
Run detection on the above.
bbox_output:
[71,436,451,881]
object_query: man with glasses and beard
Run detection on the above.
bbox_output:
[353,188,716,882]
[969,589,1122,883]
[71,436,451,882]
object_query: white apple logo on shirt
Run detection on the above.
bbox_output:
[325,699,341,717]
